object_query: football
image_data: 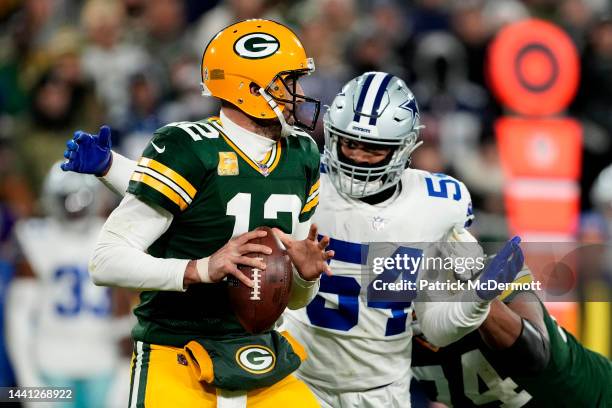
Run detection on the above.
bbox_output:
[227,226,293,333]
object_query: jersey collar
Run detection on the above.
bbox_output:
[214,111,283,176]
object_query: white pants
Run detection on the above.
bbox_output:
[303,374,412,408]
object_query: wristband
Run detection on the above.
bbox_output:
[196,258,212,283]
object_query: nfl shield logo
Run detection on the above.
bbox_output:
[258,163,270,177]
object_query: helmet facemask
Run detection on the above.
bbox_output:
[264,62,320,131]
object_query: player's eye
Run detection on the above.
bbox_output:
[340,138,359,149]
[340,138,390,155]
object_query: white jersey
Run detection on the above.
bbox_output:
[284,169,473,392]
[14,218,119,377]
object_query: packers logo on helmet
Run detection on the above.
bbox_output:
[233,33,280,59]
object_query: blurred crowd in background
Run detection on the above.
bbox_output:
[2,0,612,239]
[0,0,611,394]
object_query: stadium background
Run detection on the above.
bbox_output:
[0,0,610,404]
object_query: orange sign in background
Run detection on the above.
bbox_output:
[488,19,580,116]
[504,182,580,236]
[496,117,582,179]
[488,19,586,340]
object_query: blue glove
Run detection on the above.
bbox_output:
[60,125,112,176]
[475,236,524,301]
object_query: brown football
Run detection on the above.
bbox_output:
[227,226,293,333]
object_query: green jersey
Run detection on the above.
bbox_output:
[412,271,612,407]
[127,117,320,347]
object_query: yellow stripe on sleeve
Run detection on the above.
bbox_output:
[309,179,320,196]
[300,195,319,214]
[131,172,188,210]
[138,158,197,199]
[499,274,534,302]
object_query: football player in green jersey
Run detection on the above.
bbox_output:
[412,241,612,407]
[63,20,334,407]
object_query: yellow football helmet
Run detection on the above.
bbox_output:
[201,19,320,131]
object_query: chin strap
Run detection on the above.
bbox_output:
[258,87,293,138]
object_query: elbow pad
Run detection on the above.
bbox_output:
[493,318,550,376]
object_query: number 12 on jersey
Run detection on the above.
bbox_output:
[226,192,302,236]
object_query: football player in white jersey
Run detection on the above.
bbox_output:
[6,163,130,407]
[59,72,523,407]
[281,72,522,407]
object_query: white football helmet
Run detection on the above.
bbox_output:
[42,162,99,222]
[323,72,423,198]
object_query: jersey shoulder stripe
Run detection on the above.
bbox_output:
[301,177,321,215]
[128,119,213,214]
[132,157,197,209]
[131,172,189,210]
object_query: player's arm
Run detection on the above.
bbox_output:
[478,291,550,375]
[413,298,491,348]
[414,231,524,347]
[91,191,270,290]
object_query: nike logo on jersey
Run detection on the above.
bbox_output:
[151,141,165,153]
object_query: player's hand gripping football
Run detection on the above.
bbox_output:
[475,236,524,301]
[61,125,113,176]
[185,230,272,288]
[272,224,334,281]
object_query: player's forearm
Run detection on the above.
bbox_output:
[479,294,550,375]
[90,194,188,291]
[478,299,522,349]
[414,300,490,347]
[97,151,137,196]
[90,232,188,290]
